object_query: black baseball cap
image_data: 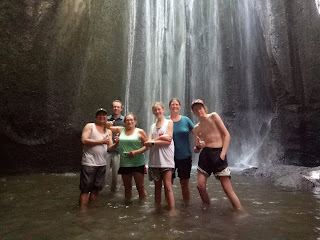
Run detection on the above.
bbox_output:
[95,108,108,115]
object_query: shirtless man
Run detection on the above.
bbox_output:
[191,99,242,210]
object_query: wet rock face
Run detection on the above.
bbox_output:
[256,0,320,166]
[0,0,128,173]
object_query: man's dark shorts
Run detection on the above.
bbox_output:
[118,165,145,175]
[172,157,192,179]
[79,165,106,193]
[198,147,230,178]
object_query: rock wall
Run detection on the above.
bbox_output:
[0,0,128,173]
[255,0,320,166]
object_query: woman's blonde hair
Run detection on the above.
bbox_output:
[152,102,165,110]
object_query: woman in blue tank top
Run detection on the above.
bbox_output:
[167,98,195,205]
[106,113,148,201]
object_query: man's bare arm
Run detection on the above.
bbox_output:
[105,121,124,134]
[194,134,200,153]
[193,125,204,153]
[81,124,109,146]
[211,113,230,160]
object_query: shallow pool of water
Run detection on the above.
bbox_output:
[0,169,319,239]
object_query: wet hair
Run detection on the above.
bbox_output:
[124,113,137,124]
[169,98,181,107]
[152,102,165,111]
[204,105,208,113]
[112,100,123,108]
[192,103,208,113]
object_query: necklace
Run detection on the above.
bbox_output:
[156,119,165,129]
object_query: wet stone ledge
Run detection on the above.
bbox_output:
[240,165,320,191]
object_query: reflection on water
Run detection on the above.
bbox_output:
[0,170,319,239]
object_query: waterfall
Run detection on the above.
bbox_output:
[125,0,137,114]
[228,0,274,168]
[143,0,187,129]
[125,0,274,169]
[188,0,222,113]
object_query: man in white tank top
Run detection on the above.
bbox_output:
[79,108,119,208]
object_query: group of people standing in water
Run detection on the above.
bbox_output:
[79,98,243,215]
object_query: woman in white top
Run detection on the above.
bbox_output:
[144,102,175,214]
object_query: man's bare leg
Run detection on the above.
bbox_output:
[79,193,89,207]
[89,189,99,204]
[220,176,242,210]
[180,178,190,205]
[197,170,210,205]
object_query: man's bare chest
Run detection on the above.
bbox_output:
[197,121,218,135]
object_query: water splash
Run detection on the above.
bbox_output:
[311,171,320,180]
[316,0,320,14]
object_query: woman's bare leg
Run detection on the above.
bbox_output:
[122,174,133,200]
[163,171,175,210]
[133,172,147,200]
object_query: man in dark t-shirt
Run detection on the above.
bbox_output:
[107,100,124,192]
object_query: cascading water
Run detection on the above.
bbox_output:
[226,0,274,169]
[125,0,137,115]
[125,0,274,169]
[187,0,222,113]
[143,0,188,129]
[124,0,188,131]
